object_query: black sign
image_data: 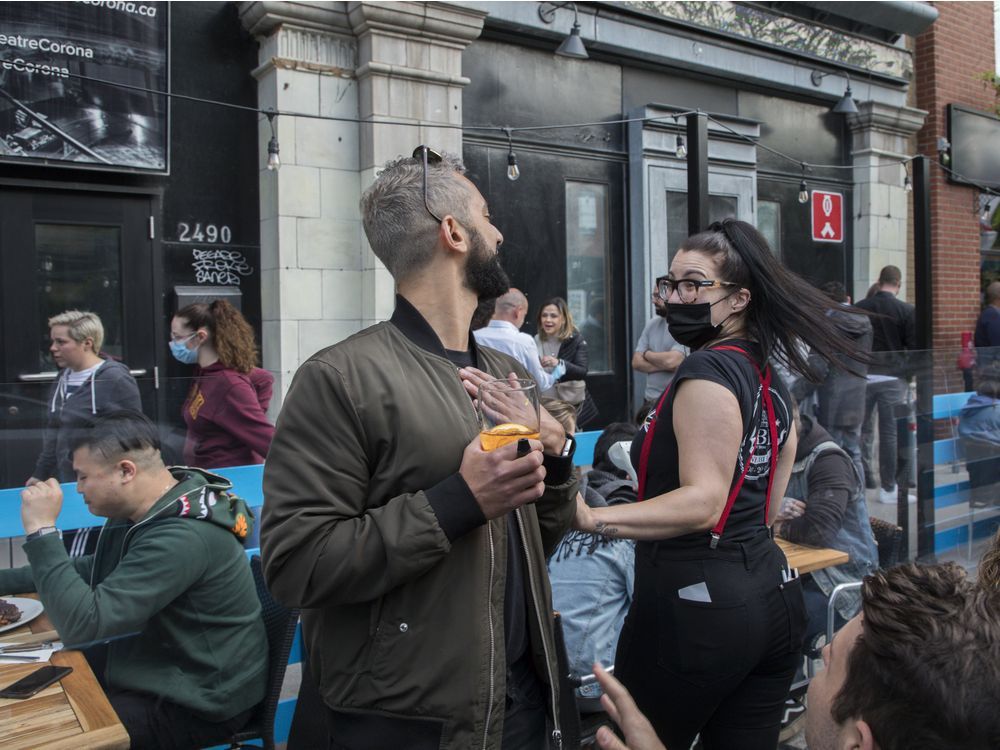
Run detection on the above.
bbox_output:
[0,1,168,173]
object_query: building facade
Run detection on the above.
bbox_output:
[5,1,999,485]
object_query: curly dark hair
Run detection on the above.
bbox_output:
[175,299,258,374]
[832,561,1000,749]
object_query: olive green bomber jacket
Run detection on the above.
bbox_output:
[261,303,578,750]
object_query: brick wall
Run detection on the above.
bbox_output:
[915,1,996,355]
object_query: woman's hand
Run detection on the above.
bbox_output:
[540,355,559,369]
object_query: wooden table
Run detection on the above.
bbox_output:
[776,537,849,574]
[0,599,129,749]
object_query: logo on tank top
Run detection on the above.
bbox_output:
[736,385,790,479]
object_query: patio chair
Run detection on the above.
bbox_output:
[227,555,300,750]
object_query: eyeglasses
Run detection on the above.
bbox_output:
[657,276,738,303]
[412,145,444,225]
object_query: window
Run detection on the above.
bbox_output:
[566,181,612,372]
[665,191,738,258]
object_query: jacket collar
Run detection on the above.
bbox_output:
[389,294,480,364]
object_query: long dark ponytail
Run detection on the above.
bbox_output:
[682,219,866,380]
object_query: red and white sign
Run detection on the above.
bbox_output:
[811,190,844,243]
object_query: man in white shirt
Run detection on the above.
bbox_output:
[474,288,562,390]
[632,280,687,413]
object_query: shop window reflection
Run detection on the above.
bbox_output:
[566,181,612,372]
[35,225,123,370]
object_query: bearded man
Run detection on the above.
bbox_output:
[261,149,578,750]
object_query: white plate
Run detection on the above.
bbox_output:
[0,598,44,634]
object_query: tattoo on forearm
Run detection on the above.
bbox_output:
[594,521,619,539]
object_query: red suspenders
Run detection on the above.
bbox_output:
[635,344,780,549]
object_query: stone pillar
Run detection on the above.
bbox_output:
[348,1,486,327]
[848,101,926,302]
[239,1,485,405]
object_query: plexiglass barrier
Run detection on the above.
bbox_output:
[1,352,998,571]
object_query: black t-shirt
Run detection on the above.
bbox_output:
[631,340,793,547]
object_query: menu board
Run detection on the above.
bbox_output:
[0,1,168,172]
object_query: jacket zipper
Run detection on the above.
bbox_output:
[482,521,497,750]
[516,508,563,749]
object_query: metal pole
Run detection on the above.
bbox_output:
[686,112,709,234]
[912,155,935,561]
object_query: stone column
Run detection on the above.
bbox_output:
[239,1,485,405]
[348,1,487,327]
[848,101,926,302]
[240,1,360,405]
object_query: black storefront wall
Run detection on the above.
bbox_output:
[0,2,260,482]
[464,35,856,427]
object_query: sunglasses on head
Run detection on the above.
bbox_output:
[413,145,444,225]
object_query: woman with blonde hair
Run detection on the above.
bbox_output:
[534,296,598,427]
[29,310,141,484]
[170,299,274,468]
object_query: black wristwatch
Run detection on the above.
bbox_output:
[25,526,61,543]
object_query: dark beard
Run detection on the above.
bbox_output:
[654,305,668,318]
[464,227,510,299]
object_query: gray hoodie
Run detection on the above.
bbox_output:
[33,358,142,481]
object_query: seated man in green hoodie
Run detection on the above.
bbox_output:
[0,410,267,750]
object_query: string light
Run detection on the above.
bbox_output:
[676,135,687,159]
[9,66,995,195]
[504,128,520,181]
[265,109,280,171]
[798,165,810,203]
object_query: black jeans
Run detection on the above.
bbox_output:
[861,378,908,491]
[615,536,805,750]
[108,690,253,750]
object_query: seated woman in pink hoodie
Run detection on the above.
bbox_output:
[170,300,275,469]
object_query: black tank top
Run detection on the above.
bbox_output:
[631,340,793,548]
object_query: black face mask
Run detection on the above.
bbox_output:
[666,293,736,350]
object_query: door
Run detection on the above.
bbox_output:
[0,188,159,488]
[464,144,630,425]
[648,163,756,275]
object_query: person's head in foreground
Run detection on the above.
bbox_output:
[806,559,1000,750]
[71,410,171,521]
[360,148,508,300]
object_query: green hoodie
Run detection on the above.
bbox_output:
[0,467,267,722]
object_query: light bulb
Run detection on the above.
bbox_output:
[266,136,280,171]
[798,180,809,204]
[676,135,687,159]
[903,175,913,193]
[506,151,520,181]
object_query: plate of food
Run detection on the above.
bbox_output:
[0,598,44,634]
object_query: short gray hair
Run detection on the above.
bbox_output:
[360,152,474,282]
[48,310,104,353]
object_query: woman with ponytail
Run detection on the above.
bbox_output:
[574,219,865,750]
[170,300,275,468]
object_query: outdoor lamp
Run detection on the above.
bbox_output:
[810,70,859,115]
[504,127,520,181]
[265,108,280,171]
[676,135,687,159]
[538,2,589,59]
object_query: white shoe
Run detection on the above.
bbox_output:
[878,486,916,504]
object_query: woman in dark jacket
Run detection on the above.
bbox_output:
[534,296,598,428]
